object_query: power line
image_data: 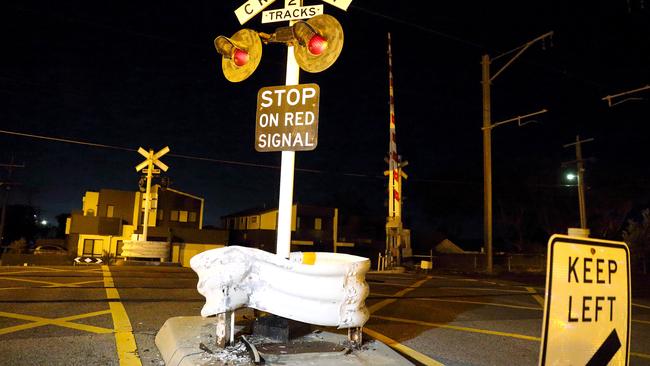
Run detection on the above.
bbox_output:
[0,128,377,176]
[350,5,486,50]
[0,128,492,186]
[351,5,607,91]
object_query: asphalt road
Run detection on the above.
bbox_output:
[0,264,648,366]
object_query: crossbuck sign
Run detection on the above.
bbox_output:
[539,234,631,366]
[235,0,351,25]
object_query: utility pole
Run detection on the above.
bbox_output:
[0,159,25,246]
[602,84,649,107]
[563,136,594,229]
[481,31,552,274]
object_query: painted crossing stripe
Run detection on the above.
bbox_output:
[364,327,444,366]
[0,310,113,335]
[368,276,432,314]
[365,275,446,365]
[374,314,541,342]
[102,265,142,366]
[525,286,545,307]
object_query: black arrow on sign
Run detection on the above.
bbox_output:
[586,329,622,366]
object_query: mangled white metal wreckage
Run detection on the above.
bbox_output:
[190,245,370,328]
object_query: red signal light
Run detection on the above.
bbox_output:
[233,48,250,67]
[307,34,328,56]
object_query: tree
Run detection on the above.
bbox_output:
[3,205,39,246]
[622,208,650,274]
[55,213,70,238]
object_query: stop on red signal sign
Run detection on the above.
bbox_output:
[255,83,320,152]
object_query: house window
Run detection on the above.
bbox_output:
[83,239,95,256]
[314,218,322,230]
[116,240,124,256]
[179,211,188,223]
[170,210,179,221]
[296,217,301,229]
[157,209,164,221]
[83,239,103,256]
[250,216,257,224]
[189,212,197,223]
[106,205,115,218]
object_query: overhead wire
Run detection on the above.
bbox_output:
[0,128,489,185]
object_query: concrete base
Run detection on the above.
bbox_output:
[156,316,414,366]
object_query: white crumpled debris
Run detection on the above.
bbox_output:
[190,246,370,328]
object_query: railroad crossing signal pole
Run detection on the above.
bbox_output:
[135,146,169,241]
[384,32,408,268]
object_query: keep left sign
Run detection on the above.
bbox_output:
[539,234,631,366]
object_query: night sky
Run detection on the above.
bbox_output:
[1,1,648,247]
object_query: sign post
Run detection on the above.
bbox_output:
[135,146,169,241]
[539,234,631,366]
[275,0,302,259]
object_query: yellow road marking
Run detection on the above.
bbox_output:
[365,276,447,365]
[633,319,650,325]
[525,287,545,308]
[102,265,142,366]
[632,352,650,359]
[0,269,70,276]
[0,267,102,276]
[28,266,67,272]
[439,286,531,294]
[373,314,541,342]
[0,310,113,335]
[55,279,104,287]
[633,302,650,309]
[414,297,542,311]
[372,315,650,359]
[0,276,76,287]
[0,276,103,288]
[368,292,542,310]
[364,327,445,366]
[368,276,432,314]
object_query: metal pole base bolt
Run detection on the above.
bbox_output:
[347,327,363,349]
[215,310,235,348]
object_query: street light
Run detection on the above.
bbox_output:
[481,31,553,274]
[565,172,577,181]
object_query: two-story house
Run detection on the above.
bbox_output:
[65,185,227,266]
[222,203,358,254]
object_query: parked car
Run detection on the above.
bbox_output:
[33,245,68,255]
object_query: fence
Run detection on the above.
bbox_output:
[404,252,547,273]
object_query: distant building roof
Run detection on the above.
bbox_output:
[435,238,465,254]
[221,205,276,218]
[221,203,335,219]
